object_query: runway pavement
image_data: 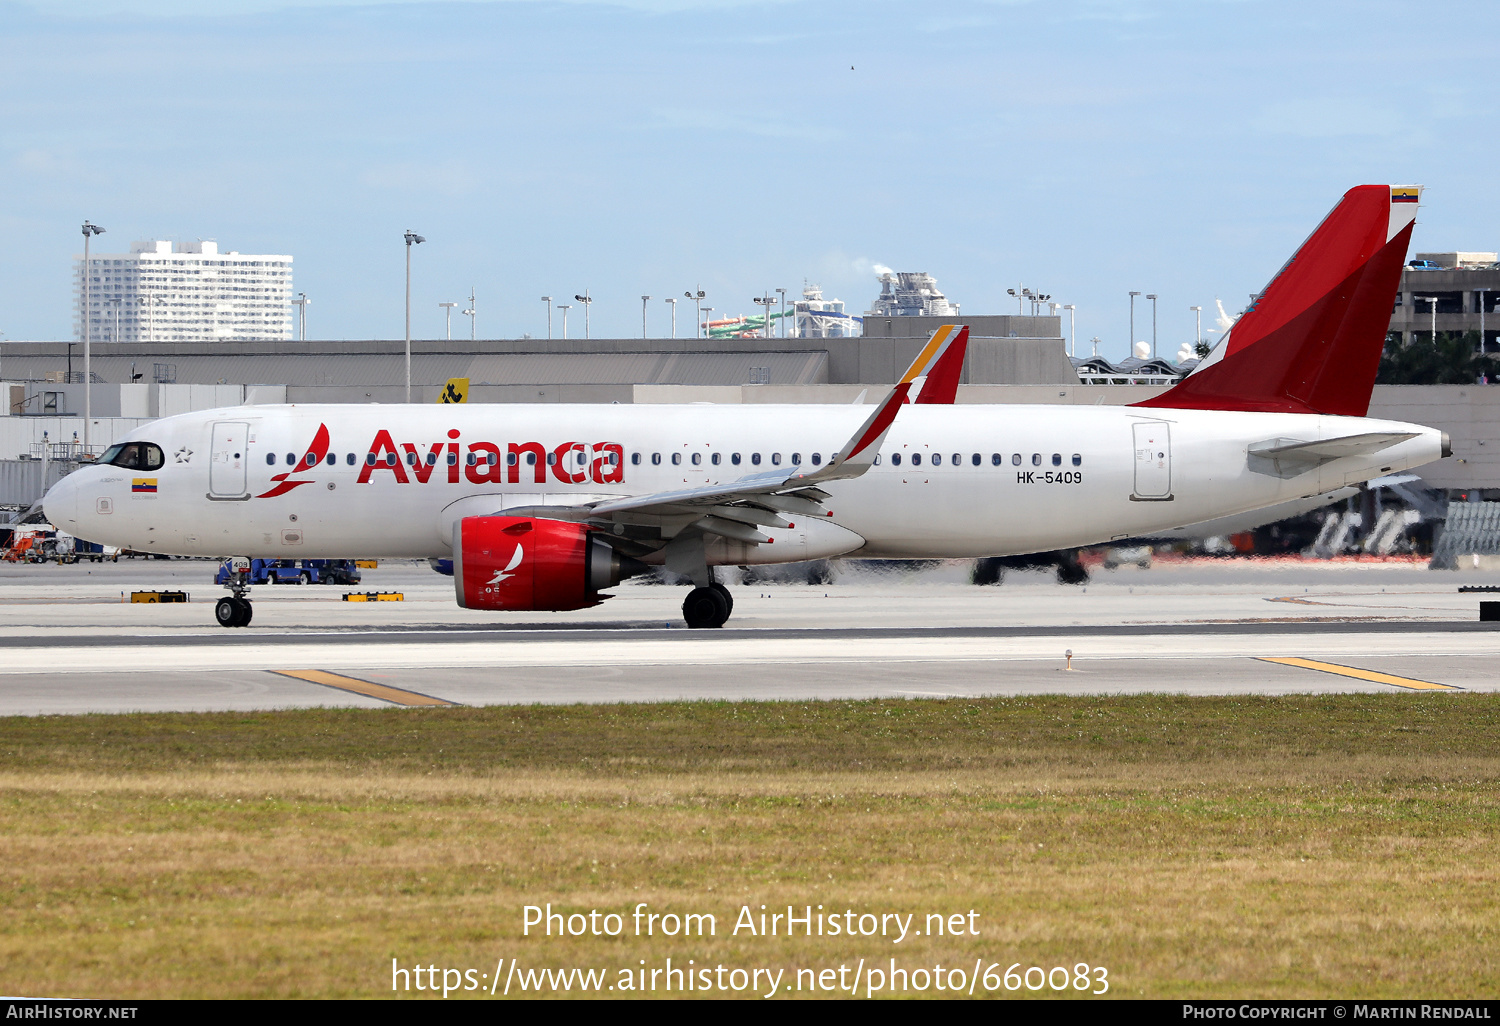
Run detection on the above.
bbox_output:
[0,558,1496,714]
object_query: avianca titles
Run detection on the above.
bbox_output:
[43,185,1448,629]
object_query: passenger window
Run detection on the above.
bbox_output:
[691,453,701,466]
[972,453,981,466]
[507,453,518,466]
[731,453,742,465]
[325,453,335,466]
[651,453,661,466]
[874,454,882,465]
[771,453,781,465]
[751,453,761,465]
[490,452,499,466]
[406,451,418,466]
[912,453,922,466]
[526,453,536,466]
[931,453,942,466]
[427,452,438,465]
[466,452,477,466]
[607,452,617,466]
[1032,453,1041,466]
[991,453,1001,466]
[265,453,275,466]
[1072,454,1082,466]
[1052,453,1062,466]
[811,453,822,466]
[791,453,801,465]
[954,454,962,466]
[365,453,376,466]
[1011,454,1021,466]
[385,453,398,466]
[672,453,682,465]
[631,453,641,466]
[546,452,557,466]
[891,452,902,466]
[285,453,295,465]
[304,453,317,467]
[346,453,356,466]
[711,453,721,465]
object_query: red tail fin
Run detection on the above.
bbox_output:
[1134,185,1419,418]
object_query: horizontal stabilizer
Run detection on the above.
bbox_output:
[1248,432,1417,462]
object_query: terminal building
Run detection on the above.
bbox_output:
[74,240,294,344]
[1389,252,1500,349]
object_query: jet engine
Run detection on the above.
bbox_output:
[453,515,646,611]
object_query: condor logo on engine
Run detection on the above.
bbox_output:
[454,516,648,613]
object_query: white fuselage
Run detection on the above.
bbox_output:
[42,403,1445,562]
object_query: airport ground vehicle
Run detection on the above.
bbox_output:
[44,186,1447,630]
[214,558,362,586]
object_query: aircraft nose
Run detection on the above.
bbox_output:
[41,472,79,528]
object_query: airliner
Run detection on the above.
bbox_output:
[43,185,1447,629]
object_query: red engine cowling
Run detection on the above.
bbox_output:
[453,515,643,611]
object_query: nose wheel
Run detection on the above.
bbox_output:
[683,584,733,629]
[215,596,253,628]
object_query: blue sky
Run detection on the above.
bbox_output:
[3,0,1497,357]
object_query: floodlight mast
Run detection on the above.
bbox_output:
[540,296,552,339]
[403,230,425,402]
[463,288,476,341]
[685,288,706,338]
[81,221,105,454]
[1146,294,1158,358]
[664,297,678,338]
[574,291,592,339]
[641,295,652,339]
[1129,291,1141,357]
[439,302,458,340]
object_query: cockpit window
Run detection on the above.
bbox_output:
[100,442,165,470]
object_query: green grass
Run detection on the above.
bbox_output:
[0,695,1497,999]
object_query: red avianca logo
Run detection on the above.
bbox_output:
[255,425,625,500]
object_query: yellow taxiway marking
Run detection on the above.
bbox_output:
[273,669,458,707]
[1258,657,1462,691]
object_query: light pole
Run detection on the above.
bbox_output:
[1416,294,1440,346]
[664,297,678,338]
[1477,288,1489,354]
[685,289,705,338]
[439,302,458,340]
[404,229,425,403]
[1128,291,1141,358]
[463,287,476,341]
[1146,294,1158,358]
[574,291,592,340]
[753,294,775,338]
[80,221,105,454]
[1007,286,1024,315]
[701,307,714,339]
[776,287,787,338]
[1062,304,1076,357]
[557,303,571,339]
[292,292,310,340]
[541,296,552,339]
[1190,306,1202,354]
[641,295,652,339]
[1090,336,1101,357]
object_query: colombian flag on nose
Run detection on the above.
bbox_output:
[132,478,157,493]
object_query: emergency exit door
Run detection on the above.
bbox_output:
[209,421,249,498]
[1131,421,1172,500]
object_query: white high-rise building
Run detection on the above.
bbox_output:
[73,240,293,343]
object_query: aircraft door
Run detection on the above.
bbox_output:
[209,421,250,498]
[1131,421,1173,500]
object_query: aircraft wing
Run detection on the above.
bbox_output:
[496,325,969,539]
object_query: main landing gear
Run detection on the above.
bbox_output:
[682,582,734,629]
[217,557,254,628]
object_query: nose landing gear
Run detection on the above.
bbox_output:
[215,596,253,628]
[217,556,255,628]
